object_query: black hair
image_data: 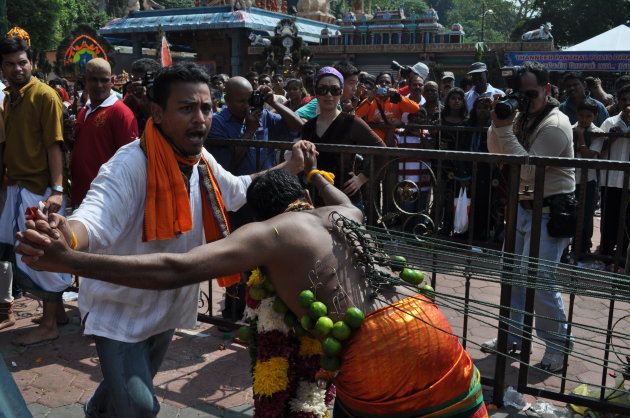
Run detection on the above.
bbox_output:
[614,75,630,93]
[376,71,393,84]
[442,87,468,120]
[272,73,284,80]
[577,98,599,115]
[459,76,473,90]
[617,84,630,100]
[360,73,376,89]
[562,71,585,86]
[0,37,31,64]
[300,62,317,72]
[151,62,211,109]
[246,169,307,220]
[333,61,359,79]
[516,61,549,88]
[49,78,68,90]
[245,71,259,80]
[468,96,493,127]
[131,58,160,75]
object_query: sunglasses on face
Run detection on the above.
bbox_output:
[315,85,342,96]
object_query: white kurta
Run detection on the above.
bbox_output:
[70,140,251,342]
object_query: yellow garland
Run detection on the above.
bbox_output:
[247,268,266,287]
[253,357,290,396]
[299,335,323,357]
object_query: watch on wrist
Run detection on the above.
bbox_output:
[51,185,64,193]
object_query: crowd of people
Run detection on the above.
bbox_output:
[2,30,630,416]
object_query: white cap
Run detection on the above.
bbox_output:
[411,62,429,81]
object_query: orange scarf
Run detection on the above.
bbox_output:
[141,118,240,287]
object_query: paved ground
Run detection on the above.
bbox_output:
[1,216,628,417]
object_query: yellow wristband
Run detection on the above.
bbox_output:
[70,230,78,250]
[307,169,335,184]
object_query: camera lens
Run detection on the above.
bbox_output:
[495,98,519,120]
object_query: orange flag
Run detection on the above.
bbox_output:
[160,35,172,67]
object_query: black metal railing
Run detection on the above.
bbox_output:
[204,126,630,413]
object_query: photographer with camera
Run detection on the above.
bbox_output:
[123,58,161,135]
[393,61,429,98]
[464,62,504,113]
[355,71,420,145]
[206,75,303,324]
[484,62,575,373]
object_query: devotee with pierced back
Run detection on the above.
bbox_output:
[18,151,488,418]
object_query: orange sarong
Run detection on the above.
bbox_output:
[335,294,488,417]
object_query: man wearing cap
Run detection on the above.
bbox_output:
[441,71,455,104]
[464,62,504,112]
[397,61,429,97]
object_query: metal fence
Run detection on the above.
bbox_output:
[204,126,630,413]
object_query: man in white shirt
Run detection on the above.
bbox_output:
[27,63,306,418]
[598,84,630,258]
[464,62,504,112]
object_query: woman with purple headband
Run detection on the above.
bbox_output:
[300,67,385,213]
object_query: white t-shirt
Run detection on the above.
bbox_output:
[599,114,630,189]
[572,122,604,184]
[70,140,251,342]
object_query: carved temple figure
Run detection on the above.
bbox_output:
[521,22,553,41]
[125,0,165,16]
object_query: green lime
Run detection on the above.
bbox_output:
[320,355,341,371]
[322,337,343,356]
[237,326,253,342]
[344,307,365,329]
[272,297,289,314]
[400,268,424,286]
[308,301,328,319]
[300,315,314,330]
[390,255,407,272]
[293,325,307,337]
[315,316,334,336]
[332,321,352,341]
[284,312,298,328]
[298,290,316,308]
[420,284,435,301]
[249,285,267,300]
[263,280,276,293]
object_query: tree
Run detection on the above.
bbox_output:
[446,0,519,42]
[512,0,630,47]
[160,0,195,7]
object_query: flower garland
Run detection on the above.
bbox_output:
[242,268,335,418]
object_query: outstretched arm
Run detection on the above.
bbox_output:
[16,219,280,291]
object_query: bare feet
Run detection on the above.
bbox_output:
[0,315,16,330]
[12,325,59,346]
[31,315,69,325]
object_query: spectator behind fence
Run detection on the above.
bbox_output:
[422,80,443,122]
[559,72,609,127]
[397,61,429,97]
[441,71,455,104]
[70,58,138,207]
[597,84,630,260]
[0,36,72,344]
[485,61,575,373]
[300,67,385,212]
[296,61,360,120]
[123,58,160,134]
[464,62,504,112]
[585,76,614,107]
[435,87,468,236]
[571,98,604,256]
[465,96,494,241]
[606,75,630,117]
[355,71,419,145]
[285,78,305,111]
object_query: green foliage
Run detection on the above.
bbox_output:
[446,0,520,43]
[160,0,195,8]
[7,0,112,51]
[513,0,630,47]
[369,0,429,15]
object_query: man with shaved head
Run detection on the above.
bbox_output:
[69,57,138,207]
[206,75,303,323]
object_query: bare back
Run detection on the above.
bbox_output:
[261,205,409,321]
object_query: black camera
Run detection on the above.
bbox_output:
[249,90,265,109]
[141,71,155,100]
[495,66,536,120]
[391,61,412,79]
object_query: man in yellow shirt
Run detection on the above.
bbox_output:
[0,36,71,344]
